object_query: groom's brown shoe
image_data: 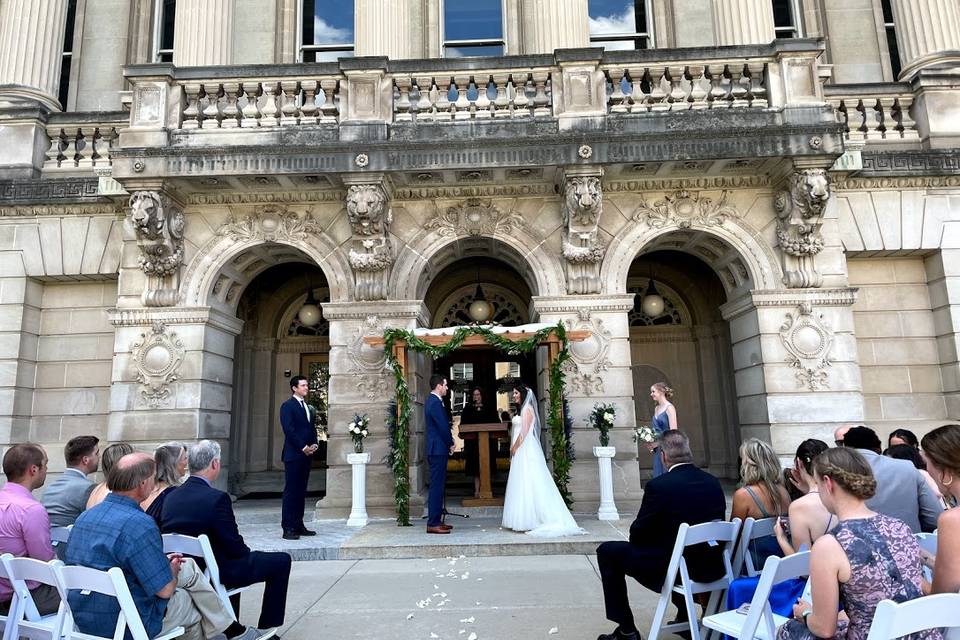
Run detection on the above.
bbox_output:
[439,523,453,531]
[426,526,450,534]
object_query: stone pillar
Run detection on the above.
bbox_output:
[526,0,589,54]
[890,0,960,78]
[925,251,960,419]
[532,295,642,513]
[173,0,234,67]
[316,302,429,519]
[0,0,70,109]
[0,263,40,459]
[712,0,775,46]
[355,0,415,59]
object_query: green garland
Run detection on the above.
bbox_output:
[383,323,572,526]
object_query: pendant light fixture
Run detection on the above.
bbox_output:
[640,267,665,317]
[297,278,322,327]
[467,269,493,323]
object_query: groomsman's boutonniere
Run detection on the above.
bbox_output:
[349,413,370,453]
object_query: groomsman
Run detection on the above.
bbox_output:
[425,374,454,534]
[279,375,318,540]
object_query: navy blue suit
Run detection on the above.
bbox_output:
[161,477,292,628]
[280,395,318,533]
[425,392,454,527]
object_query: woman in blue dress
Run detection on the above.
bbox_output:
[647,382,677,478]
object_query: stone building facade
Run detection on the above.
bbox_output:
[0,0,958,516]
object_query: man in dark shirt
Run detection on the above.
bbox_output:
[459,387,499,498]
[596,431,726,640]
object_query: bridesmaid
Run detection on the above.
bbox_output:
[648,382,677,478]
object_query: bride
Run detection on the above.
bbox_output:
[502,384,585,537]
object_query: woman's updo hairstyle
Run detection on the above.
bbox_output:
[812,447,877,500]
[652,382,674,399]
[795,438,829,475]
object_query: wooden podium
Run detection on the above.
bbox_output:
[458,422,509,507]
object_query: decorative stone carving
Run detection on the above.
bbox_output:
[345,184,393,301]
[424,198,524,237]
[775,169,831,288]
[562,310,612,396]
[560,173,604,295]
[220,205,323,243]
[131,321,185,408]
[346,315,390,401]
[632,190,740,229]
[128,191,184,277]
[779,303,833,391]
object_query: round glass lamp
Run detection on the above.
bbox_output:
[468,284,493,323]
[641,279,665,317]
[297,289,322,327]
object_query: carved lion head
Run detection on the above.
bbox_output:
[797,169,830,217]
[346,185,390,236]
[564,176,602,226]
[129,191,163,232]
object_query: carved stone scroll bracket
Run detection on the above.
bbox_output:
[131,321,185,408]
[779,302,834,391]
[127,191,185,307]
[562,309,612,396]
[344,179,393,301]
[774,169,831,288]
[346,315,391,401]
[559,167,604,295]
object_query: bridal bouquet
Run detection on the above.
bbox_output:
[349,413,370,453]
[633,425,656,444]
[590,403,617,447]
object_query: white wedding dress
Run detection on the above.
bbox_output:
[501,390,585,537]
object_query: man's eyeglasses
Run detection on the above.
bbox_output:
[835,440,845,447]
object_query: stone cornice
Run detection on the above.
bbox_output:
[108,306,245,335]
[720,288,860,319]
[0,203,125,217]
[185,190,346,206]
[393,184,556,200]
[321,300,430,325]
[627,326,696,343]
[532,294,635,314]
[605,175,771,192]
[834,175,960,190]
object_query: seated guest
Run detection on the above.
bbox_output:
[141,442,187,523]
[596,431,726,640]
[919,424,960,593]
[775,439,834,555]
[66,453,267,640]
[844,426,942,532]
[885,444,946,507]
[888,428,920,450]
[86,442,135,509]
[42,434,99,526]
[162,441,292,631]
[731,438,791,567]
[833,424,851,447]
[0,443,60,615]
[777,448,937,640]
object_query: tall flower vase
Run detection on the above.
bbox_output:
[346,452,370,527]
[593,446,620,521]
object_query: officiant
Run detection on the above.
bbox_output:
[460,386,499,499]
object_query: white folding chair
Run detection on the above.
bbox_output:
[703,551,810,640]
[57,565,183,640]
[162,533,251,613]
[0,556,68,640]
[732,517,779,578]
[865,593,960,640]
[648,519,741,640]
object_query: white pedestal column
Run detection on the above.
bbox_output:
[890,0,960,77]
[593,446,620,521]
[173,0,234,66]
[0,0,70,108]
[346,452,371,527]
[355,0,416,59]
[526,0,589,54]
[712,0,775,45]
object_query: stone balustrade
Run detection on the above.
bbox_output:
[392,69,553,121]
[826,84,920,145]
[43,112,127,172]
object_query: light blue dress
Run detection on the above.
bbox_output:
[651,404,672,478]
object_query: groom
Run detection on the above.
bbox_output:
[425,374,454,534]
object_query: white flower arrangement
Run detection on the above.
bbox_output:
[633,425,656,444]
[350,413,370,453]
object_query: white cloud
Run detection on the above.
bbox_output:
[313,16,351,44]
[589,4,636,36]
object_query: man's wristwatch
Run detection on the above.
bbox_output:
[801,609,813,625]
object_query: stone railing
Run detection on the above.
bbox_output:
[43,112,128,172]
[825,83,920,144]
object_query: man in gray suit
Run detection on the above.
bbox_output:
[843,426,942,532]
[42,435,100,527]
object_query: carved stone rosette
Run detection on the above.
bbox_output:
[345,183,393,301]
[560,171,604,295]
[131,321,185,408]
[779,303,833,391]
[127,191,185,307]
[775,169,831,288]
[563,310,612,396]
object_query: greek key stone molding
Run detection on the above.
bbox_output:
[560,170,605,295]
[779,303,834,392]
[0,178,101,203]
[563,310,612,397]
[632,189,741,229]
[774,169,831,288]
[131,321,185,408]
[345,182,393,301]
[128,191,185,307]
[859,151,960,177]
[424,198,525,238]
[220,204,323,243]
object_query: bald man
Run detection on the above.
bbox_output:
[834,424,852,446]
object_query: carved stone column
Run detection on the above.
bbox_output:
[559,167,605,295]
[344,176,394,301]
[0,0,70,109]
[712,0,775,45]
[775,168,831,288]
[355,0,416,59]
[126,190,186,307]
[890,0,960,77]
[173,0,234,66]
[526,0,589,53]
